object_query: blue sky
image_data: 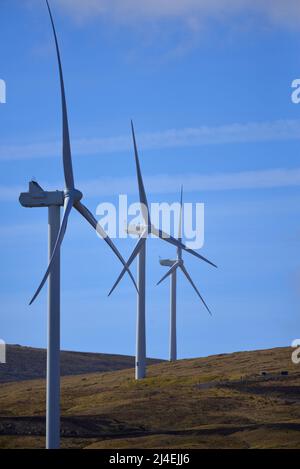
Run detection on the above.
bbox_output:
[1,0,300,360]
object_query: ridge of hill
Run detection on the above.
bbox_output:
[0,344,162,383]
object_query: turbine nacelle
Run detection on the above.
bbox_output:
[159,259,177,267]
[126,223,148,237]
[159,258,183,267]
[19,181,64,208]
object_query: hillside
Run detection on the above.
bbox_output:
[0,345,162,383]
[0,346,299,449]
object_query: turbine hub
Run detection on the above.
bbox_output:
[64,188,83,202]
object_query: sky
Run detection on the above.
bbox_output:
[0,0,300,360]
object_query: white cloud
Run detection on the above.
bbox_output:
[55,0,300,30]
[3,167,300,203]
[1,119,300,162]
[81,167,300,196]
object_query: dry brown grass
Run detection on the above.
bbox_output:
[0,346,299,449]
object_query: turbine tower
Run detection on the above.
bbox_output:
[158,187,212,362]
[19,0,136,449]
[109,122,217,379]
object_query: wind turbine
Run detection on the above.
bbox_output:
[109,121,217,379]
[158,186,212,362]
[19,0,137,449]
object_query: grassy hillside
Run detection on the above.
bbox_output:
[0,346,299,449]
[0,345,162,383]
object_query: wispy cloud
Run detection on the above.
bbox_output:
[1,119,300,162]
[55,0,300,30]
[3,167,300,203]
[79,167,300,197]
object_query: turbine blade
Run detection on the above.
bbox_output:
[156,261,180,286]
[74,201,138,293]
[183,246,217,268]
[177,185,183,257]
[180,264,212,316]
[108,234,147,296]
[46,0,74,190]
[131,121,150,225]
[29,195,73,305]
[151,225,217,268]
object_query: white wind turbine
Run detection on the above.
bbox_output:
[108,121,217,379]
[158,186,212,362]
[19,0,137,449]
